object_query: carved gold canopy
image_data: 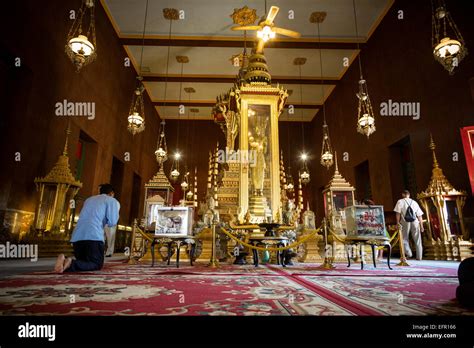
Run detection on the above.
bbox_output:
[418,135,466,199]
[34,127,82,188]
[324,153,355,192]
[145,166,174,191]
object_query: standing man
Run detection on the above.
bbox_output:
[54,184,120,273]
[394,190,424,260]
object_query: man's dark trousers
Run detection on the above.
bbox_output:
[67,240,104,272]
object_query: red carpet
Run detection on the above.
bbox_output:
[0,261,472,316]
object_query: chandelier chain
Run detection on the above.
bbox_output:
[352,0,363,80]
[138,0,149,74]
[317,22,327,125]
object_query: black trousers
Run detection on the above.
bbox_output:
[67,240,104,272]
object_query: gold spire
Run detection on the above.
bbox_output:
[429,133,439,168]
[334,151,339,174]
[63,121,71,156]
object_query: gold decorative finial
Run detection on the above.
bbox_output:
[429,133,439,168]
[63,121,72,156]
[334,151,339,174]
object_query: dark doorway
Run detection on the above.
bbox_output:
[354,160,372,202]
[129,172,142,224]
[75,130,98,198]
[389,136,417,204]
[110,157,125,202]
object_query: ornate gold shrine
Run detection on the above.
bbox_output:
[143,166,174,231]
[322,153,355,234]
[33,124,82,237]
[417,135,472,261]
[213,48,288,223]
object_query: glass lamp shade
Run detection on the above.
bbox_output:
[257,26,276,42]
[433,37,466,73]
[155,147,167,164]
[358,114,375,127]
[186,190,194,200]
[170,169,180,182]
[286,181,294,192]
[68,35,95,56]
[357,113,376,137]
[127,112,145,135]
[321,151,334,168]
[300,171,310,185]
[181,181,189,190]
[434,37,461,57]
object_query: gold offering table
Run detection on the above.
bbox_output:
[249,236,289,267]
[150,236,196,268]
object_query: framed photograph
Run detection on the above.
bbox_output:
[154,207,194,237]
[344,205,387,240]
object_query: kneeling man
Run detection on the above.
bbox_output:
[54,184,120,273]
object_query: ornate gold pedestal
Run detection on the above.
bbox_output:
[297,230,322,262]
[249,195,269,218]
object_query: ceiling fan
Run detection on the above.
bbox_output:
[231,5,301,53]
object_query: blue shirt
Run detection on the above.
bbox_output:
[70,194,120,242]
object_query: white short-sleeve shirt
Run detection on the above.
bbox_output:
[394,198,423,221]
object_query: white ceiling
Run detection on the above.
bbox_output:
[102,0,393,121]
[104,0,390,40]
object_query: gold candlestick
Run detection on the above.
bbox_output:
[321,218,335,269]
[207,223,219,268]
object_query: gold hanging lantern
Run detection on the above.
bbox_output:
[356,79,376,137]
[65,0,97,71]
[286,167,295,193]
[300,153,310,185]
[320,122,334,169]
[127,78,146,135]
[432,0,467,74]
[351,0,376,138]
[154,120,168,167]
[170,152,181,183]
